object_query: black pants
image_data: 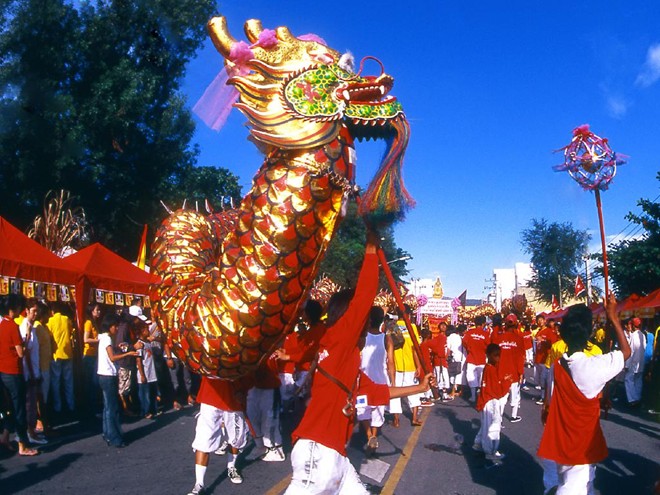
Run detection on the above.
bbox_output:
[0,372,28,444]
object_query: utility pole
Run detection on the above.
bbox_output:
[584,255,591,305]
[557,272,563,307]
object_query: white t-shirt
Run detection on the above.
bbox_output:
[625,330,646,373]
[447,333,465,363]
[360,332,388,385]
[19,319,40,380]
[97,333,117,376]
[137,340,157,383]
[561,350,625,399]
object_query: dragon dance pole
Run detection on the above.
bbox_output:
[594,190,610,298]
[375,246,441,400]
[554,124,624,302]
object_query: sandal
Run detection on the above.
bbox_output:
[411,421,423,427]
[19,448,39,456]
[173,402,183,411]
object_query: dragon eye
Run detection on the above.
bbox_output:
[339,52,355,72]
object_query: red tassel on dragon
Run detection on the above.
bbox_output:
[149,16,414,379]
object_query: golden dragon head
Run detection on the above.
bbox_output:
[208,16,414,223]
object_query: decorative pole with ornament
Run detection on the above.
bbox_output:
[554,124,626,297]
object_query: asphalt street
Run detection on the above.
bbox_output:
[1,371,658,495]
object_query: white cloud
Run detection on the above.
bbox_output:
[605,94,629,118]
[636,43,660,87]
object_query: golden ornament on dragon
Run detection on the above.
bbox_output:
[149,16,413,379]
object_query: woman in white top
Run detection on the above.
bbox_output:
[97,313,138,448]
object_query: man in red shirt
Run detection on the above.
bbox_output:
[490,313,525,423]
[462,315,490,403]
[533,317,558,404]
[0,294,38,456]
[274,299,327,407]
[420,324,450,400]
[473,343,513,460]
[187,375,253,494]
[284,234,434,494]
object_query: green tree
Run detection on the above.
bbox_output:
[318,201,410,289]
[521,218,591,305]
[0,0,85,220]
[606,173,660,298]
[0,0,218,258]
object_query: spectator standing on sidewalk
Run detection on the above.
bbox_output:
[0,294,37,456]
[97,313,139,448]
[48,302,75,418]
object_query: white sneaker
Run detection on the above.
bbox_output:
[262,446,285,462]
[227,466,243,484]
[187,483,205,495]
[248,445,268,460]
[214,441,228,455]
[486,451,506,460]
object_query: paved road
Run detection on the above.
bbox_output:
[1,374,658,495]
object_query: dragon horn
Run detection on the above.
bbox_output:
[244,19,264,44]
[276,26,296,43]
[207,16,237,58]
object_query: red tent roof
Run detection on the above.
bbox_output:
[65,243,152,295]
[630,288,660,310]
[66,243,153,327]
[0,216,77,285]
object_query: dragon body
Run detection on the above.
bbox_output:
[150,17,411,379]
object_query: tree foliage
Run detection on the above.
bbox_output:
[319,201,410,289]
[521,218,591,305]
[606,172,660,298]
[0,0,243,259]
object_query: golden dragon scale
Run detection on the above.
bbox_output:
[150,16,411,379]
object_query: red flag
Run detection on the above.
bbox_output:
[574,275,586,297]
[137,224,148,270]
[551,294,560,311]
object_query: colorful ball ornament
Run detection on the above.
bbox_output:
[554,124,626,191]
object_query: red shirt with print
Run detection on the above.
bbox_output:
[292,252,382,456]
[490,327,525,381]
[462,326,489,365]
[0,317,22,375]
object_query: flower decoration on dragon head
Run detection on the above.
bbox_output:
[149,17,413,379]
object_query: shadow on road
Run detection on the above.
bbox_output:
[1,452,83,493]
[432,407,545,495]
[596,447,659,495]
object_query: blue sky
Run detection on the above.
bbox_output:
[183,2,660,301]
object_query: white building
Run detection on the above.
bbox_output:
[490,263,534,311]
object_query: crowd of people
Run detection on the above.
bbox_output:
[1,239,659,494]
[0,293,199,454]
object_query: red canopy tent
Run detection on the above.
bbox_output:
[65,243,153,327]
[629,288,660,310]
[0,216,78,286]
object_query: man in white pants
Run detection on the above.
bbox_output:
[624,317,646,406]
[188,376,251,495]
[538,296,630,495]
